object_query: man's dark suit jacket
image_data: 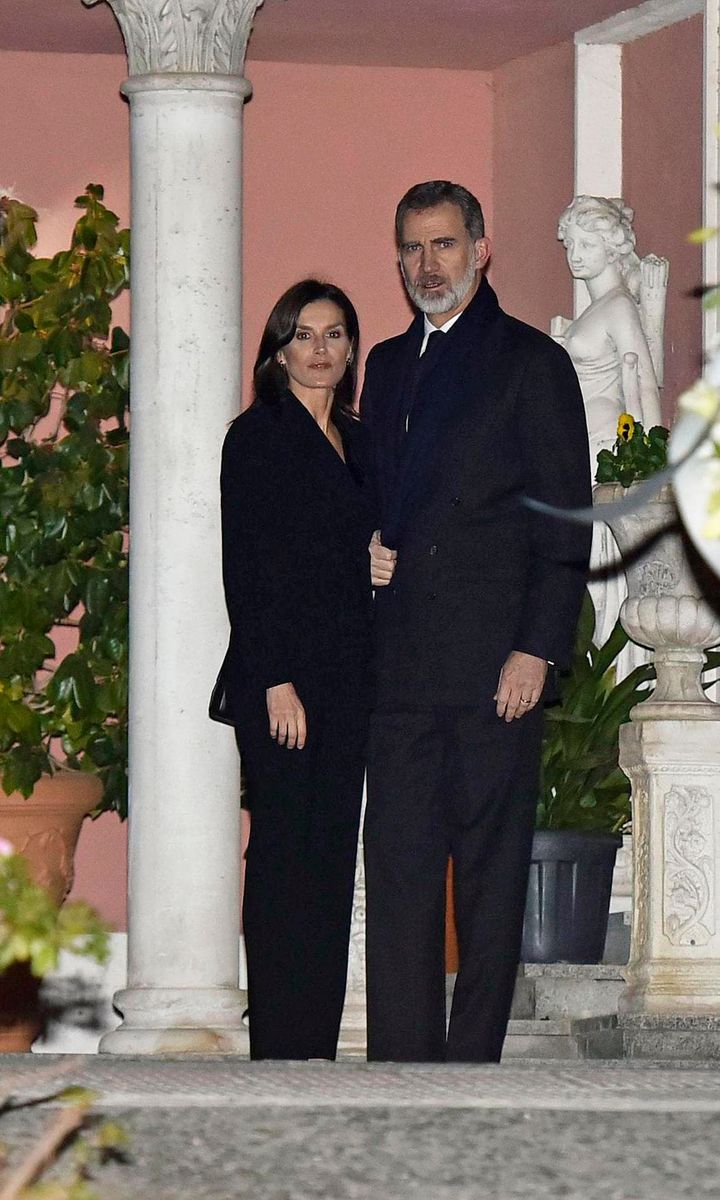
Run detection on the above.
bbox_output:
[360,277,592,708]
[219,393,376,713]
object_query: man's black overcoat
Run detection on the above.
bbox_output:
[360,278,592,707]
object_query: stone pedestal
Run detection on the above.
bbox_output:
[619,717,720,1015]
[596,483,720,1049]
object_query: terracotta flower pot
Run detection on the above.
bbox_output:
[0,768,103,1050]
[0,768,102,905]
[0,964,43,1051]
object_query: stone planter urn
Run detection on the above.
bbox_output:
[594,483,720,721]
[594,482,720,1018]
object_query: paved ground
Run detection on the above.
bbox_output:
[2,1057,720,1199]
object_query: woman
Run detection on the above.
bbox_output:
[218,280,375,1060]
[554,195,662,465]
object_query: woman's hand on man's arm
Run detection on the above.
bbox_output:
[369,530,397,587]
[266,683,307,750]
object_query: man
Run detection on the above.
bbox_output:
[361,180,592,1063]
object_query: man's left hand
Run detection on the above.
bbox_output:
[494,651,548,723]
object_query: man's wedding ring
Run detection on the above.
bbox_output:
[520,697,531,704]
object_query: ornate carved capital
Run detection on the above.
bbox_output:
[83,0,264,76]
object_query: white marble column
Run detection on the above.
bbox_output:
[85,0,263,1054]
[573,42,621,318]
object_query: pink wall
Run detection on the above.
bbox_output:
[623,16,704,424]
[492,41,575,332]
[0,53,130,264]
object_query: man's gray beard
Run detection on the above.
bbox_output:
[402,253,477,315]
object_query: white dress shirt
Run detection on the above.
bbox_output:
[419,310,463,356]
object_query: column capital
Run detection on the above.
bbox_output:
[83,0,264,76]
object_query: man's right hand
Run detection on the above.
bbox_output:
[369,530,397,587]
[266,683,307,749]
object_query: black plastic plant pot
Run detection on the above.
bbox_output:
[521,829,623,964]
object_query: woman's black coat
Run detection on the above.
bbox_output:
[219,392,376,715]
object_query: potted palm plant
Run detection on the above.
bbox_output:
[522,593,654,963]
[0,185,129,917]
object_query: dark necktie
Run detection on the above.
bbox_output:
[405,330,444,434]
[420,328,444,369]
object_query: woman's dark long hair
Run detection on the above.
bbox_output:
[253,279,360,417]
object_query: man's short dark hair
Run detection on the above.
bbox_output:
[395,181,485,246]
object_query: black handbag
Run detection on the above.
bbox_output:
[208,661,235,726]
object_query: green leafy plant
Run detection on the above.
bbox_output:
[0,844,124,1198]
[538,593,652,833]
[595,412,669,487]
[0,186,129,814]
[0,838,108,978]
[0,1079,129,1199]
[538,592,720,833]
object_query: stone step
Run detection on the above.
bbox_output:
[503,1014,623,1061]
[615,1014,720,1062]
[511,962,626,1021]
[503,1018,579,1060]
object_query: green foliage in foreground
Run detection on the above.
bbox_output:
[0,845,108,978]
[0,186,129,814]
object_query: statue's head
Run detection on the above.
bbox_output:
[557,196,638,281]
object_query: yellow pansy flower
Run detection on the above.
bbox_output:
[617,413,635,442]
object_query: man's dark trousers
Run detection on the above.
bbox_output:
[365,701,543,1063]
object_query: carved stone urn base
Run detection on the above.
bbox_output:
[630,647,720,722]
[619,718,720,1015]
[593,486,720,724]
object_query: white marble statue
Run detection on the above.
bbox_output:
[551,196,669,665]
[552,196,666,463]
